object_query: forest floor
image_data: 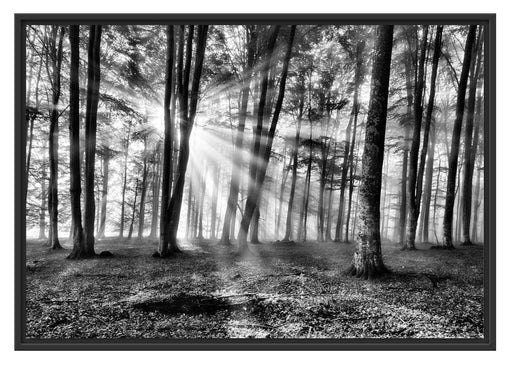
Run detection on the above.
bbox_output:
[25,237,485,339]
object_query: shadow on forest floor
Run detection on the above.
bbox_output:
[24,237,485,339]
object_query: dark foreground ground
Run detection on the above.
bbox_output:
[25,238,484,339]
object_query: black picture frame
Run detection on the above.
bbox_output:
[14,13,496,351]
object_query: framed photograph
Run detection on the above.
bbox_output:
[15,13,495,350]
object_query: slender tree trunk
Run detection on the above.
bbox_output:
[166,25,209,251]
[335,116,354,240]
[210,161,220,239]
[351,182,360,241]
[380,150,389,237]
[98,150,110,239]
[25,60,43,208]
[47,26,65,250]
[404,25,428,250]
[237,26,281,248]
[128,178,139,239]
[471,154,482,242]
[119,143,129,237]
[219,27,256,245]
[399,125,410,246]
[39,154,47,240]
[348,25,393,279]
[276,149,291,239]
[283,85,304,242]
[238,26,295,249]
[442,25,476,248]
[197,164,208,239]
[462,27,483,245]
[470,93,483,242]
[138,137,149,238]
[325,142,337,241]
[420,126,436,243]
[149,143,161,238]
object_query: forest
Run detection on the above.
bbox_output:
[23,23,485,339]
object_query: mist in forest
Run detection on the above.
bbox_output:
[25,24,484,248]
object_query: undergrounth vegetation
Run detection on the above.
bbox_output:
[25,238,484,339]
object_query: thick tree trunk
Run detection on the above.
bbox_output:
[347,25,393,279]
[47,26,65,250]
[158,26,176,256]
[66,25,86,259]
[442,25,476,248]
[461,27,483,246]
[82,25,102,255]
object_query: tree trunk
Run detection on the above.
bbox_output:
[166,25,209,252]
[97,149,110,239]
[158,26,176,256]
[404,25,429,250]
[219,26,256,245]
[325,142,337,241]
[137,136,149,238]
[398,125,409,246]
[461,27,483,246]
[66,25,86,259]
[471,155,482,242]
[149,143,162,238]
[380,149,389,237]
[47,26,65,250]
[237,26,281,248]
[348,25,393,279]
[82,25,102,255]
[419,125,436,243]
[283,82,305,242]
[39,153,47,240]
[119,142,129,237]
[471,93,483,242]
[237,26,295,250]
[210,160,220,239]
[25,60,43,208]
[442,25,476,248]
[276,149,291,239]
[128,178,139,239]
[197,164,208,239]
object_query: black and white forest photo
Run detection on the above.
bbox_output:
[16,15,495,349]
